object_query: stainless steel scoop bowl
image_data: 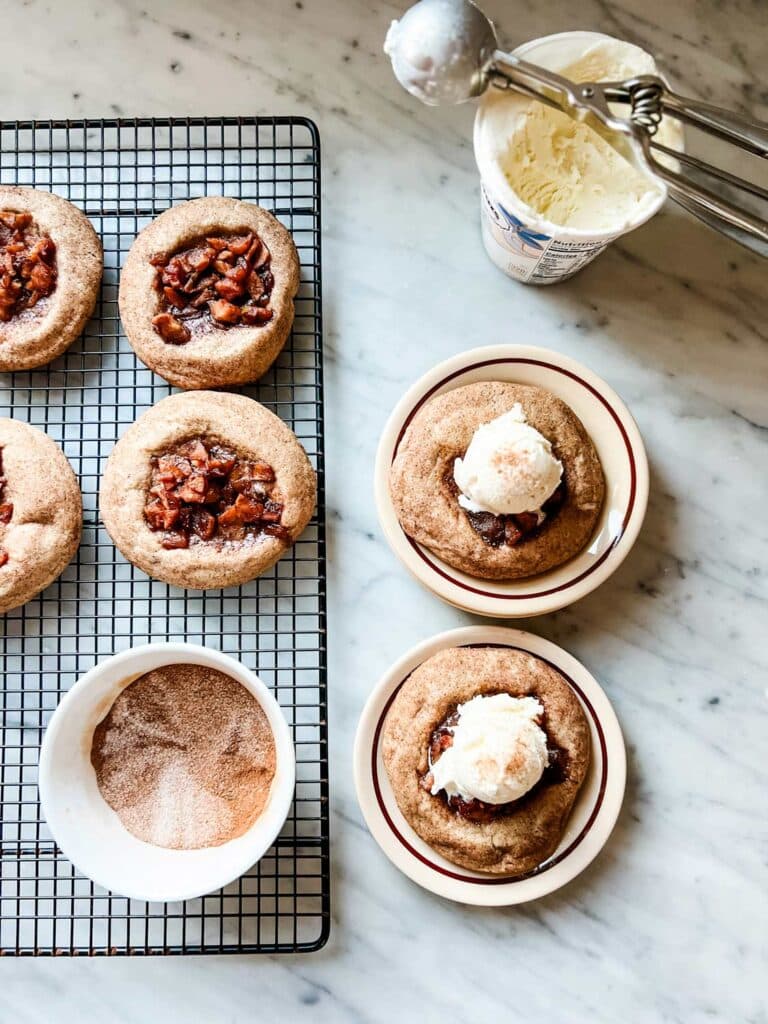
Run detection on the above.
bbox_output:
[384,0,497,104]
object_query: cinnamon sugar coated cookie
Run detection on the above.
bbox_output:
[382,645,590,875]
[390,381,605,579]
[119,196,300,389]
[0,186,102,371]
[0,418,82,613]
[100,391,316,590]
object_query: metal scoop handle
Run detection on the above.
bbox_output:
[486,55,652,170]
[488,55,768,252]
[660,92,768,158]
[639,133,768,251]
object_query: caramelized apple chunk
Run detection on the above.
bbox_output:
[143,436,290,549]
[149,230,275,343]
[0,211,57,322]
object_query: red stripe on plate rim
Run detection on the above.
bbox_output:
[371,643,609,885]
[392,357,637,600]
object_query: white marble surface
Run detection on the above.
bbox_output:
[2,0,767,1020]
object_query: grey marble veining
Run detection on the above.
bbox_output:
[1,0,766,1021]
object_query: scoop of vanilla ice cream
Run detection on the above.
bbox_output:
[499,40,671,231]
[453,403,562,515]
[430,693,548,804]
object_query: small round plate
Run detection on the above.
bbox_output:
[374,344,649,617]
[353,626,626,906]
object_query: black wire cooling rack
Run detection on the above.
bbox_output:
[0,117,329,955]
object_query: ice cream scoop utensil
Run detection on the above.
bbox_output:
[386,0,768,254]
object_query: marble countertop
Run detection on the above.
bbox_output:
[3,0,766,1021]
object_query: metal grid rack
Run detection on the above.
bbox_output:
[0,117,329,955]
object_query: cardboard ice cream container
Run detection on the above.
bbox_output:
[473,31,682,284]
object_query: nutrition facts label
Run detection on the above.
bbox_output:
[530,238,613,283]
[479,186,619,285]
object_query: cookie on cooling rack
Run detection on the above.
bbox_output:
[118,196,300,390]
[0,418,82,613]
[100,390,316,590]
[0,186,103,371]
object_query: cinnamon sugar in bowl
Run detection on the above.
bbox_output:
[39,643,295,902]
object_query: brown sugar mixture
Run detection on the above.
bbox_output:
[0,210,57,323]
[143,436,290,550]
[0,448,13,567]
[150,230,274,345]
[91,663,277,850]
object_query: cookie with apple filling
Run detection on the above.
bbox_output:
[0,418,82,613]
[100,391,316,589]
[119,196,299,390]
[0,186,102,371]
[390,381,604,580]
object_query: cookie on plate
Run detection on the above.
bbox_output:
[0,418,82,613]
[100,391,316,589]
[0,186,102,371]
[390,381,604,580]
[119,196,300,390]
[382,645,590,876]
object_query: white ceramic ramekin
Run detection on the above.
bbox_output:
[375,344,649,618]
[39,643,295,903]
[474,31,682,284]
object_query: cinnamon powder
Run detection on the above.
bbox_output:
[91,663,277,850]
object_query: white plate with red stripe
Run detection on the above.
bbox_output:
[374,344,648,617]
[353,626,626,906]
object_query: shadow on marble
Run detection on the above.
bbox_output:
[545,207,766,395]
[577,460,681,610]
